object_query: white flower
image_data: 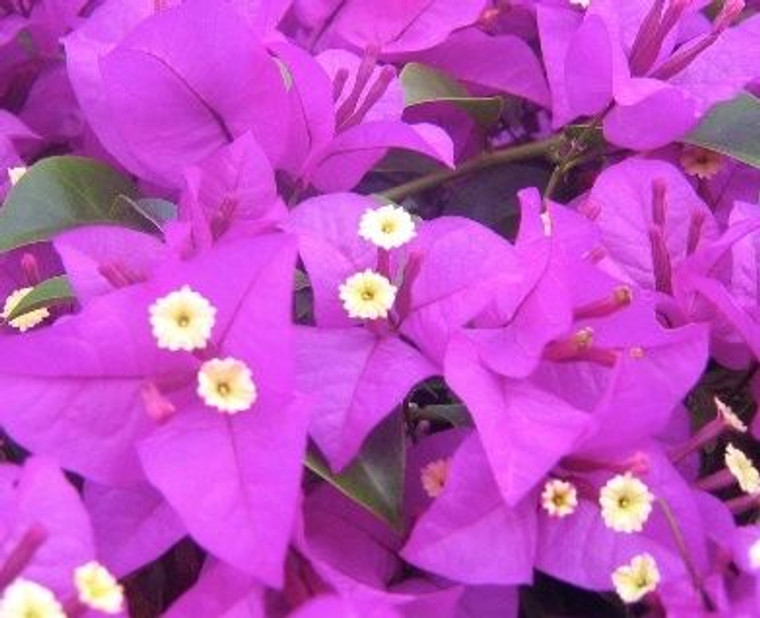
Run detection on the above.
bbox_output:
[149,285,216,351]
[570,0,591,8]
[612,554,660,603]
[680,146,723,180]
[420,459,450,498]
[0,579,66,618]
[599,473,654,533]
[358,204,416,250]
[715,398,747,432]
[339,269,397,320]
[1,287,49,332]
[197,357,258,414]
[725,443,760,495]
[74,561,124,614]
[541,479,578,518]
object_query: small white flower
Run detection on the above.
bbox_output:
[149,285,216,351]
[570,0,591,7]
[680,146,723,180]
[1,287,49,332]
[0,579,66,618]
[74,561,124,614]
[725,443,760,495]
[358,204,416,250]
[420,458,450,498]
[7,166,27,186]
[197,357,258,414]
[339,269,397,320]
[541,479,578,518]
[611,553,660,604]
[715,398,747,433]
[599,473,654,533]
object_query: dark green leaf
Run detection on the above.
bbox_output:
[683,92,760,169]
[410,404,472,427]
[0,156,158,252]
[6,275,75,321]
[113,196,178,231]
[305,411,405,530]
[401,62,503,128]
[133,198,178,227]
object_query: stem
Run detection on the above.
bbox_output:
[378,136,562,203]
[656,498,714,611]
[543,107,611,199]
[543,164,564,200]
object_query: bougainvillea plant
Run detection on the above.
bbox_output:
[1,0,759,616]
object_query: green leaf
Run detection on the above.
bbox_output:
[132,198,178,227]
[683,92,760,169]
[6,275,75,321]
[410,403,472,427]
[305,411,405,530]
[0,156,159,252]
[401,62,503,128]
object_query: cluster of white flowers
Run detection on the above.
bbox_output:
[0,561,123,617]
[538,468,659,603]
[339,204,415,320]
[149,286,257,414]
